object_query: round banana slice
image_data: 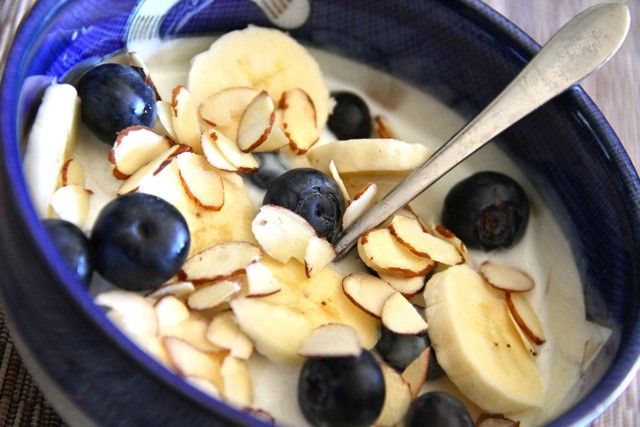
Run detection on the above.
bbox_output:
[423,264,542,414]
[188,26,330,129]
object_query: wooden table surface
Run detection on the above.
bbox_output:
[1,1,639,426]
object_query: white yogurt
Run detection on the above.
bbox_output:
[70,35,609,426]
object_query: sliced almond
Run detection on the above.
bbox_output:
[390,215,463,265]
[254,124,289,153]
[110,126,173,179]
[251,204,316,264]
[244,261,282,297]
[374,115,396,139]
[146,281,196,300]
[154,295,190,328]
[401,347,430,398]
[185,376,222,399]
[298,323,362,358]
[480,261,535,293]
[304,236,336,278]
[358,228,435,278]
[328,160,350,204]
[127,51,160,100]
[342,182,377,228]
[95,290,158,337]
[178,241,262,284]
[280,88,319,154]
[49,184,90,227]
[176,151,224,210]
[171,85,202,153]
[187,280,242,311]
[506,292,546,345]
[156,100,178,140]
[162,312,224,353]
[206,310,253,359]
[429,224,468,263]
[236,90,275,152]
[342,272,396,318]
[476,413,521,426]
[213,128,259,172]
[375,363,413,427]
[381,291,428,335]
[378,273,426,298]
[60,158,85,187]
[201,129,239,172]
[163,336,226,390]
[200,86,261,141]
[220,356,253,408]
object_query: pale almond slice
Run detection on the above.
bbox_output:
[304,236,336,278]
[163,336,226,390]
[146,281,196,300]
[154,295,190,328]
[49,184,90,227]
[375,363,413,427]
[358,228,435,278]
[109,126,173,179]
[117,144,190,196]
[60,158,85,187]
[134,157,187,206]
[401,347,430,398]
[480,261,535,293]
[389,215,463,266]
[95,290,158,337]
[187,280,243,311]
[378,273,426,298]
[244,261,282,297]
[429,224,468,263]
[178,241,262,284]
[252,124,289,153]
[171,85,202,153]
[176,151,224,210]
[342,272,396,318]
[127,51,160,100]
[506,292,546,345]
[162,312,224,353]
[220,356,253,408]
[156,100,178,140]
[251,204,316,264]
[200,87,261,141]
[214,128,259,171]
[298,323,362,358]
[280,87,319,154]
[237,90,275,153]
[206,310,253,359]
[328,160,350,205]
[201,129,239,172]
[381,291,428,335]
[185,376,222,399]
[476,413,521,426]
[342,182,377,228]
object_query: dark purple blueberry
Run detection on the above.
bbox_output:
[298,349,385,427]
[90,193,190,291]
[42,219,93,286]
[327,91,372,140]
[263,168,345,244]
[404,391,474,427]
[76,63,156,144]
[250,152,289,189]
[441,171,529,251]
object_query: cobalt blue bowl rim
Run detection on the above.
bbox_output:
[1,0,639,426]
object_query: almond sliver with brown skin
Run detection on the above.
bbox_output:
[506,292,546,345]
[200,86,261,141]
[110,126,172,179]
[281,87,319,154]
[176,151,225,211]
[381,291,428,335]
[378,272,426,298]
[60,158,85,187]
[171,85,202,153]
[480,261,535,292]
[401,347,430,398]
[237,90,274,152]
[375,362,413,427]
[187,280,242,311]
[201,129,239,172]
[390,215,463,265]
[214,127,259,171]
[342,182,378,228]
[298,323,362,358]
[342,271,396,318]
[178,241,262,284]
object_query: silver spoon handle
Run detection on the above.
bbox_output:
[334,2,630,258]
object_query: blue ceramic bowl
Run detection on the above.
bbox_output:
[1,0,639,426]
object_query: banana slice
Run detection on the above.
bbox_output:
[423,264,542,414]
[188,26,330,129]
[23,83,80,218]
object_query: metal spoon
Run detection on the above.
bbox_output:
[333,2,630,259]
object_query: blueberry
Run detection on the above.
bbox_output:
[298,349,385,427]
[263,168,345,244]
[404,391,474,427]
[90,193,190,291]
[42,219,93,286]
[327,91,372,140]
[76,63,156,144]
[250,152,289,189]
[375,324,444,380]
[441,171,529,251]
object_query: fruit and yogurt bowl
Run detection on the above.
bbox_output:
[1,1,639,426]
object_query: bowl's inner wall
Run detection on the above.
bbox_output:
[2,0,639,426]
